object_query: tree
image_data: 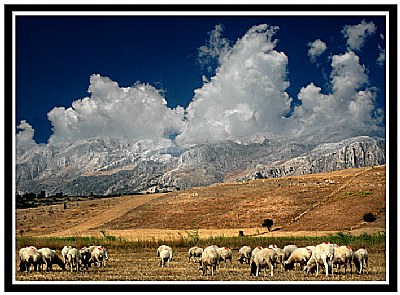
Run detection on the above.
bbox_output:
[262,219,273,232]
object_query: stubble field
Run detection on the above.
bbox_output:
[15,244,386,282]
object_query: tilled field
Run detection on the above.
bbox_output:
[15,247,386,282]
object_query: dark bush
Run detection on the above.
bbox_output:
[363,212,376,222]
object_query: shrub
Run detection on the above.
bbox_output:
[363,212,376,222]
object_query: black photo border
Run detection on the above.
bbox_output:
[4,3,398,293]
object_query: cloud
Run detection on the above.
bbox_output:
[377,45,385,66]
[197,24,230,74]
[18,20,384,149]
[47,74,186,144]
[176,24,296,144]
[342,20,376,51]
[292,51,383,135]
[307,39,327,63]
[16,120,37,151]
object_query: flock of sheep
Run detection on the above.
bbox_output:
[160,242,369,277]
[18,241,369,279]
[18,245,109,272]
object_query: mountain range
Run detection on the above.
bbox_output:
[16,120,386,196]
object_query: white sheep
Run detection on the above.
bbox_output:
[37,248,54,271]
[199,247,220,276]
[283,244,298,260]
[284,247,313,271]
[237,246,252,265]
[304,242,335,277]
[251,246,263,259]
[216,247,233,267]
[61,245,72,265]
[353,248,369,275]
[332,245,354,274]
[67,248,81,272]
[19,246,40,272]
[269,246,285,272]
[159,248,172,267]
[250,248,276,277]
[188,246,203,263]
[90,245,109,267]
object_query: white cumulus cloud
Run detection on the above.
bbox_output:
[307,39,327,63]
[377,45,385,66]
[47,74,186,144]
[176,24,295,144]
[292,50,383,135]
[342,20,376,51]
[16,120,37,151]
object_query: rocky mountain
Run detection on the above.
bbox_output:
[16,120,386,196]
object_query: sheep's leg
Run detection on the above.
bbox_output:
[324,261,329,277]
[365,258,369,274]
[270,262,274,277]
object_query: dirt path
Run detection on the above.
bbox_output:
[287,166,374,226]
[47,193,165,237]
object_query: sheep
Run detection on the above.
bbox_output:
[37,248,58,271]
[304,242,335,277]
[159,248,172,267]
[79,247,92,270]
[90,246,109,267]
[268,246,285,272]
[353,248,369,275]
[216,247,233,267]
[188,246,203,263]
[332,245,354,274]
[19,246,40,272]
[237,246,252,265]
[283,244,298,261]
[251,246,263,259]
[66,248,81,272]
[284,247,313,271]
[250,248,276,277]
[199,247,220,276]
[61,245,72,265]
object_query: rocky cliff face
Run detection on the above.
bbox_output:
[16,121,386,196]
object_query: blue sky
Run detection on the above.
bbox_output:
[16,14,386,145]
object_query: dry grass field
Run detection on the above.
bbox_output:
[15,245,386,282]
[14,165,388,284]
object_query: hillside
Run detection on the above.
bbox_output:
[15,165,386,240]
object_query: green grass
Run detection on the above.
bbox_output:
[16,231,385,251]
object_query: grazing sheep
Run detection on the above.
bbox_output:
[188,246,203,263]
[80,247,92,270]
[199,247,220,276]
[251,246,263,259]
[283,245,298,260]
[90,246,109,267]
[237,246,252,265]
[250,248,276,277]
[67,248,81,272]
[304,242,335,277]
[353,248,369,275]
[332,245,354,274]
[19,246,41,272]
[37,248,58,271]
[217,247,233,267]
[284,247,313,271]
[62,246,73,265]
[268,244,285,271]
[159,248,172,267]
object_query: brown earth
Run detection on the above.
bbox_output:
[15,165,386,241]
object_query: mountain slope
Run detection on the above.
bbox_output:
[16,165,386,240]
